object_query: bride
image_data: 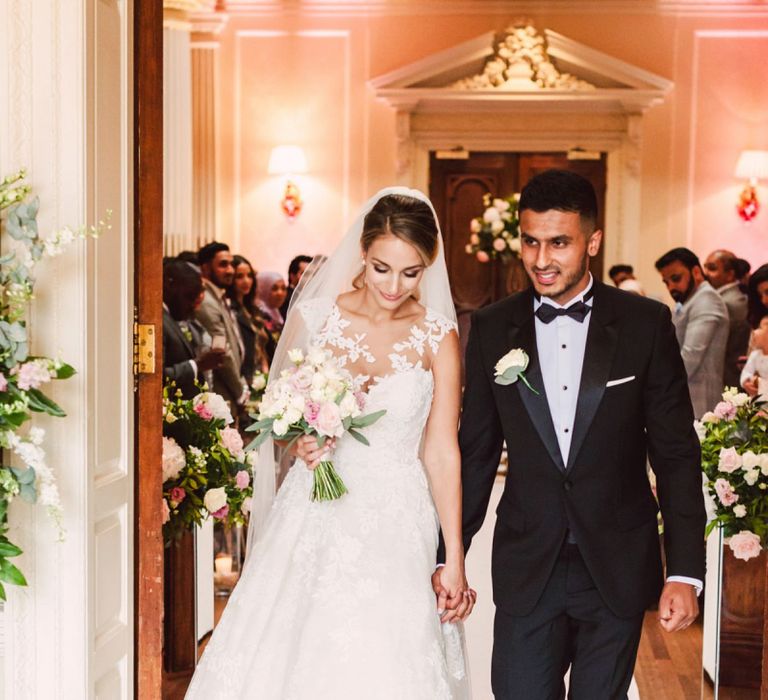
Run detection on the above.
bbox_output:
[185,188,475,699]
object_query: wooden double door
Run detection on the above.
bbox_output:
[429,152,607,319]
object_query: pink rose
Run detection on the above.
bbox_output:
[291,367,314,392]
[162,499,171,524]
[211,503,229,520]
[713,401,737,421]
[170,486,186,504]
[304,401,320,426]
[728,530,763,561]
[714,478,739,506]
[221,427,244,458]
[476,250,490,263]
[194,402,214,421]
[235,470,250,490]
[718,447,743,474]
[315,401,343,437]
[0,373,7,392]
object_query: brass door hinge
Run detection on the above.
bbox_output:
[133,317,157,377]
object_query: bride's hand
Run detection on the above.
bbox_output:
[290,435,336,470]
[433,563,477,623]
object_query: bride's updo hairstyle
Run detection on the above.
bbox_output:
[353,194,439,289]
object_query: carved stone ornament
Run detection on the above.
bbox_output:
[453,24,595,92]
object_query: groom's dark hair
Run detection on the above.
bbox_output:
[518,169,598,233]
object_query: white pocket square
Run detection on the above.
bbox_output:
[606,376,635,387]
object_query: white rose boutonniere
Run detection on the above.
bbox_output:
[494,348,539,394]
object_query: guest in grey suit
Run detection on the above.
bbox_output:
[704,250,751,388]
[656,248,728,417]
[162,260,225,398]
[195,242,248,415]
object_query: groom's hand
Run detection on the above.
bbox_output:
[432,568,449,615]
[658,582,698,632]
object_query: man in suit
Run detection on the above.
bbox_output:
[163,259,225,398]
[656,247,729,418]
[195,242,248,414]
[703,249,751,388]
[280,254,313,319]
[439,170,705,699]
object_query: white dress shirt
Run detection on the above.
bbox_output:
[534,276,702,594]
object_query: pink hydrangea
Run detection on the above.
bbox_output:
[235,470,250,490]
[194,402,214,421]
[170,486,186,504]
[728,530,762,561]
[713,401,737,421]
[211,503,229,520]
[714,478,739,506]
[0,373,7,392]
[16,360,53,391]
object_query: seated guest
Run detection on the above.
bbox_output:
[281,254,313,318]
[655,247,728,417]
[226,255,272,382]
[195,241,249,415]
[747,263,768,330]
[608,263,635,287]
[741,316,768,400]
[163,259,224,398]
[704,249,751,388]
[256,271,288,334]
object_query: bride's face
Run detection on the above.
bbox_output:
[362,233,426,310]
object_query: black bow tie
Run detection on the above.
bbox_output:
[535,300,592,324]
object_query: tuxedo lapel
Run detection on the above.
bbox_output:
[566,284,619,471]
[164,308,195,357]
[508,292,566,474]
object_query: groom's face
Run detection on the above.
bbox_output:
[519,209,602,305]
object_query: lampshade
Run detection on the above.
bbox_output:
[734,150,768,180]
[268,145,308,176]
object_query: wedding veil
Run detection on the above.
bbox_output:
[246,186,458,555]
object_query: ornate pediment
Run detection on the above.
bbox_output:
[371,24,672,114]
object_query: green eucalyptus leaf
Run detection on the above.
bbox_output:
[19,483,36,503]
[10,466,35,485]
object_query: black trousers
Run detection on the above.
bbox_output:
[491,543,644,700]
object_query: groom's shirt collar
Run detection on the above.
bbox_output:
[533,274,594,311]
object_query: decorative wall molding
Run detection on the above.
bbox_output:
[218,0,768,16]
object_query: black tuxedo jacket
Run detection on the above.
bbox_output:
[163,308,207,399]
[458,282,706,619]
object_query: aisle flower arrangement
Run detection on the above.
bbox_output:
[162,383,253,543]
[698,387,768,561]
[465,193,521,264]
[0,169,108,599]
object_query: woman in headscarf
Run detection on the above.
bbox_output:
[255,271,288,349]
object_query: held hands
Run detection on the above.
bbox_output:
[658,581,699,632]
[743,375,759,397]
[196,347,226,372]
[432,563,477,624]
[290,434,337,470]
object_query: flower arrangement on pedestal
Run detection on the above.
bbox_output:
[0,169,108,599]
[698,388,768,561]
[465,193,521,264]
[162,383,253,543]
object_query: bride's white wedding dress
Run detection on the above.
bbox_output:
[186,298,469,700]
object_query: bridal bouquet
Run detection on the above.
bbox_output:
[698,387,768,561]
[162,384,253,543]
[465,192,521,263]
[246,346,385,501]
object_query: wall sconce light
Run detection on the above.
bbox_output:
[268,145,308,220]
[735,150,768,222]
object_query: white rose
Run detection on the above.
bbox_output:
[284,406,303,425]
[470,219,481,234]
[733,504,747,518]
[311,372,328,390]
[251,374,267,391]
[493,237,507,251]
[693,421,706,442]
[483,207,501,223]
[730,392,750,407]
[742,450,760,471]
[744,469,760,486]
[491,219,505,235]
[306,345,327,367]
[701,411,720,424]
[493,198,511,212]
[759,453,768,476]
[509,237,521,253]
[495,348,528,376]
[241,497,252,515]
[203,487,227,514]
[162,436,186,482]
[287,348,304,364]
[273,418,289,436]
[470,233,480,245]
[194,392,233,424]
[339,391,361,419]
[465,244,473,254]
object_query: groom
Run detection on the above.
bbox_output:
[439,170,706,698]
